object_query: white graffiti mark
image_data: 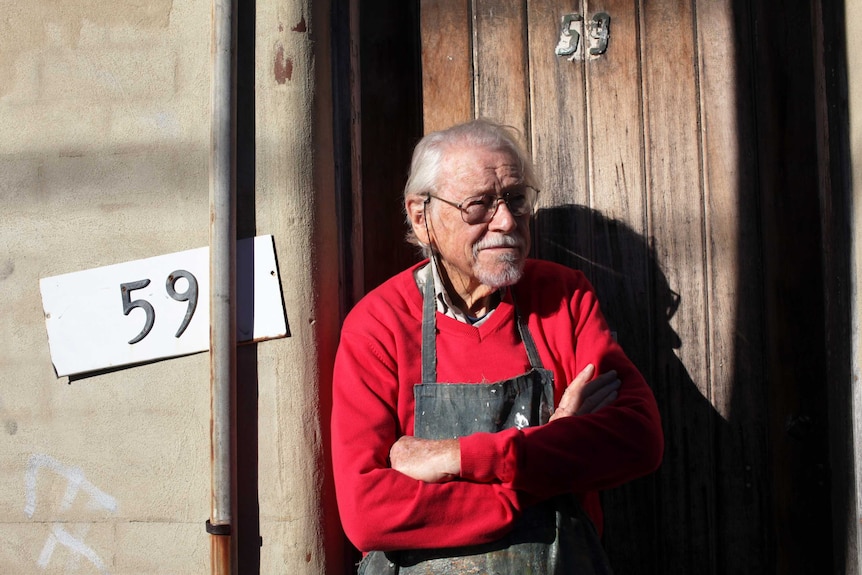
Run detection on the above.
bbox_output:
[38,524,109,575]
[24,454,117,574]
[25,454,117,517]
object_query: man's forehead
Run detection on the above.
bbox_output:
[441,146,523,186]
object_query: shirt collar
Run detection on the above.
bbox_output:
[415,260,500,326]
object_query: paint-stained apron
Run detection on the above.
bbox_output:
[358,278,613,575]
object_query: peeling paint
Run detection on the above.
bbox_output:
[274,44,293,84]
[292,16,307,33]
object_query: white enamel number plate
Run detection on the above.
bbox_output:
[40,235,287,377]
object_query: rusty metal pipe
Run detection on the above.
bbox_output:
[209,0,236,572]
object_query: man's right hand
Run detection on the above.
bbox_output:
[549,363,620,421]
[389,436,461,483]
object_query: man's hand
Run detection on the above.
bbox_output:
[549,363,620,422]
[389,436,460,483]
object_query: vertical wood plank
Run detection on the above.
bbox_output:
[695,0,770,572]
[420,0,474,132]
[751,0,834,571]
[640,0,716,571]
[474,0,530,138]
[578,1,657,571]
[581,0,649,387]
[814,0,857,571]
[359,1,424,291]
[526,1,589,268]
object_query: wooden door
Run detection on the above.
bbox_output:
[415,0,834,572]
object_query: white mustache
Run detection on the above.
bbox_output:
[473,234,525,254]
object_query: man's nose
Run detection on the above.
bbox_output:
[488,198,517,232]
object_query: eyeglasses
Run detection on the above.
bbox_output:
[425,185,539,225]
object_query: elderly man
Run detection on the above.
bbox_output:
[331,120,663,574]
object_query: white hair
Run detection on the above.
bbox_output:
[403,119,538,255]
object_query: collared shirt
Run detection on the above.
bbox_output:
[413,260,499,326]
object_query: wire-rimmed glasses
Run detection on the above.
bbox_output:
[425,185,539,225]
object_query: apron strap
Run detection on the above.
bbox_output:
[513,296,545,370]
[421,269,437,384]
[421,266,545,381]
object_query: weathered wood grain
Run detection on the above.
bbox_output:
[751,0,834,572]
[639,0,717,571]
[473,0,530,138]
[359,2,424,291]
[526,1,589,209]
[581,0,650,377]
[579,1,657,570]
[420,0,473,133]
[413,0,836,572]
[695,0,770,572]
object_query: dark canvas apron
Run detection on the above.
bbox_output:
[358,277,613,575]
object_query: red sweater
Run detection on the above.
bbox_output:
[331,259,663,552]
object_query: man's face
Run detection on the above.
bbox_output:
[426,145,531,295]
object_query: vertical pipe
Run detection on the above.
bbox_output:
[848,1,862,571]
[209,0,236,573]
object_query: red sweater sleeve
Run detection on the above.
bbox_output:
[458,271,663,497]
[331,306,523,552]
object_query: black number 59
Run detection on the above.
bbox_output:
[120,270,198,344]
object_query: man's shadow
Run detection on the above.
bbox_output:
[533,205,755,574]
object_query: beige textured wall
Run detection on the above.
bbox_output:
[0,0,338,573]
[253,0,341,573]
[0,2,211,573]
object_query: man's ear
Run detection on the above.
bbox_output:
[406,195,431,244]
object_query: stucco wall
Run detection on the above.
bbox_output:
[0,2,211,573]
[0,1,338,573]
[253,0,341,573]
